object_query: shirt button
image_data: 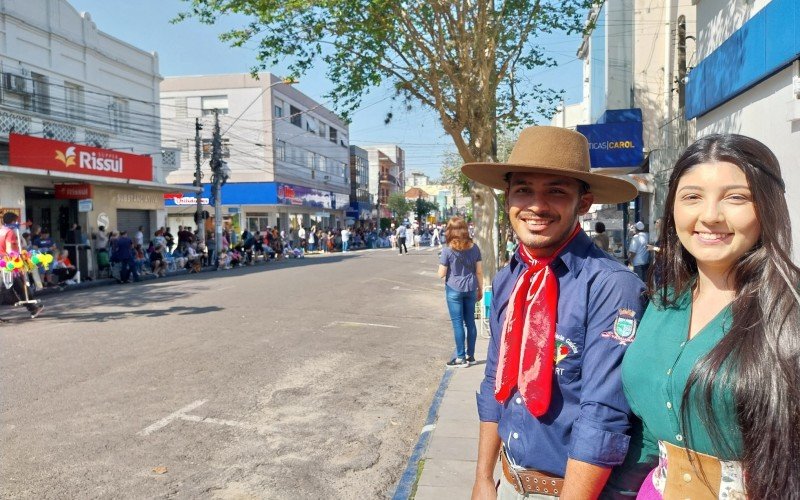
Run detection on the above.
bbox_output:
[513,432,519,439]
[515,397,522,404]
[680,342,686,347]
[676,434,684,442]
[683,473,692,482]
[666,368,672,375]
[666,402,673,410]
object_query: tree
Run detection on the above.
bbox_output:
[387,193,413,220]
[415,198,439,225]
[177,0,593,283]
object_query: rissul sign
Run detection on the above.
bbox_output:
[9,133,153,181]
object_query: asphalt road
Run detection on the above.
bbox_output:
[0,246,454,499]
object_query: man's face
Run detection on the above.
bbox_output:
[506,172,593,257]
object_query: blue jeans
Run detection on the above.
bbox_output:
[445,285,477,359]
[342,240,349,252]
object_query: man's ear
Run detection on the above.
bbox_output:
[577,193,594,215]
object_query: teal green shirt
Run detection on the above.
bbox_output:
[622,293,743,461]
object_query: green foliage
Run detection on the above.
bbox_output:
[387,193,413,217]
[415,198,439,222]
[175,0,594,134]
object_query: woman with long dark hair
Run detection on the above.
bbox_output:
[622,134,800,498]
[437,216,483,368]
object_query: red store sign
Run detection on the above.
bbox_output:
[9,133,153,182]
[55,183,92,199]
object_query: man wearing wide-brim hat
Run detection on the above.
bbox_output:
[466,126,651,499]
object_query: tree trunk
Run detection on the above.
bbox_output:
[471,183,497,287]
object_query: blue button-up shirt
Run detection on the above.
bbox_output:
[477,231,646,479]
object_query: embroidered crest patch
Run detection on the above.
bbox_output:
[554,334,578,365]
[601,308,638,345]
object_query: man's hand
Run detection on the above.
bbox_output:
[471,475,497,500]
[476,289,484,303]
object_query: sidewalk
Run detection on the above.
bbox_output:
[412,334,498,499]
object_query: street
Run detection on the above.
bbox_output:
[1,247,452,499]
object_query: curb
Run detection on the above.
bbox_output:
[391,365,455,500]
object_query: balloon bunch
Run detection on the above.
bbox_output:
[0,250,53,273]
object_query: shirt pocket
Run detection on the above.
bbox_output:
[554,324,586,384]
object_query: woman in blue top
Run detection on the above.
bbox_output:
[622,134,800,498]
[438,216,483,368]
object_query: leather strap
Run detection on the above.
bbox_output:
[500,448,564,497]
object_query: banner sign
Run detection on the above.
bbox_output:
[164,193,210,206]
[576,122,644,169]
[55,183,92,199]
[277,183,332,209]
[9,133,153,181]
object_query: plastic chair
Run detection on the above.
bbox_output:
[163,253,178,272]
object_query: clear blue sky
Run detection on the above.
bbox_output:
[69,0,584,179]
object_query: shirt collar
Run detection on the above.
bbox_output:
[509,229,592,278]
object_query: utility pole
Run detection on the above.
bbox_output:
[210,110,226,259]
[676,15,688,148]
[194,117,204,242]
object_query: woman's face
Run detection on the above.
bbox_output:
[673,161,761,274]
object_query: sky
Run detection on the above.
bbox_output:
[68,0,585,179]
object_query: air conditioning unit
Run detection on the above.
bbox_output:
[3,72,29,94]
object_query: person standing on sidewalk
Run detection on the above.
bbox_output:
[396,223,408,255]
[462,126,648,499]
[627,221,650,281]
[0,211,44,318]
[437,216,483,368]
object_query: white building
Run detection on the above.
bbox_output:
[360,145,405,219]
[0,0,177,253]
[160,73,351,234]
[552,0,696,249]
[687,0,800,260]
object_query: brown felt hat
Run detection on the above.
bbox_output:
[461,126,639,204]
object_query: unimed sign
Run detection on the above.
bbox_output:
[9,134,153,182]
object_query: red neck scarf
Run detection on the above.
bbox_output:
[495,224,581,416]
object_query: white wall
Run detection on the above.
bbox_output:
[696,65,800,262]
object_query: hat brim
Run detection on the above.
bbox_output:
[461,162,639,204]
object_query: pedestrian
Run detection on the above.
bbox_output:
[0,211,44,318]
[395,223,408,255]
[462,126,647,498]
[622,134,800,499]
[431,224,441,247]
[164,227,175,252]
[113,230,138,283]
[341,226,351,252]
[627,221,649,280]
[308,225,317,252]
[592,221,610,252]
[437,216,482,368]
[134,225,144,247]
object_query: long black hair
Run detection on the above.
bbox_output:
[652,134,800,496]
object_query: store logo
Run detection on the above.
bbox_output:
[55,147,76,168]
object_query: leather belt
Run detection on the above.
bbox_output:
[500,447,564,497]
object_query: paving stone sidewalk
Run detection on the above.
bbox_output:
[414,334,501,499]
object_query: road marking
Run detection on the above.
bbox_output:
[328,321,399,329]
[138,399,208,436]
[138,399,263,436]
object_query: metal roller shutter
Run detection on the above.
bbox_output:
[116,209,151,244]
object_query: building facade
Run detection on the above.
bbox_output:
[0,0,177,254]
[348,145,371,223]
[360,145,405,219]
[551,0,696,253]
[160,73,351,235]
[686,0,800,260]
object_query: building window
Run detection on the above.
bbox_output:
[306,117,317,134]
[274,99,284,118]
[329,127,338,143]
[202,138,231,158]
[201,95,229,116]
[318,121,326,138]
[275,140,286,161]
[30,73,50,115]
[64,82,84,121]
[110,97,129,133]
[290,105,302,127]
